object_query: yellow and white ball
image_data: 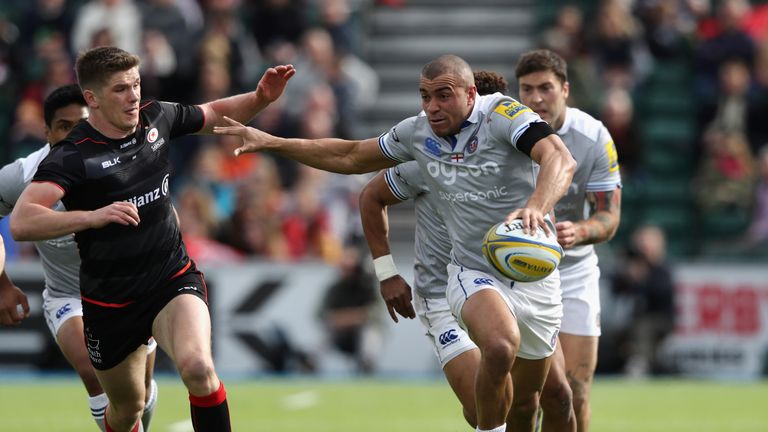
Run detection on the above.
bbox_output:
[481,219,563,283]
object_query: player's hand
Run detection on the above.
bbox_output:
[0,283,29,326]
[379,275,415,323]
[88,202,140,229]
[214,116,276,157]
[255,64,296,104]
[505,207,551,236]
[556,220,577,249]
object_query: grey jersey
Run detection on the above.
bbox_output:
[0,145,80,298]
[379,93,546,272]
[554,108,622,269]
[384,161,451,299]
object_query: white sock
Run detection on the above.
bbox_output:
[476,425,506,432]
[88,393,109,432]
[141,379,158,432]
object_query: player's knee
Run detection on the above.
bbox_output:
[567,376,591,409]
[177,355,216,387]
[541,379,573,419]
[480,339,517,373]
[109,400,145,426]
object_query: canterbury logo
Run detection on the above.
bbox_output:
[439,329,459,345]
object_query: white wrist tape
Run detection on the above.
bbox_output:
[373,254,399,282]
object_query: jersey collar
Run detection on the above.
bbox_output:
[556,106,573,135]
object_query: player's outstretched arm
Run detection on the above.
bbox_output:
[214,116,396,174]
[0,270,29,325]
[556,189,622,249]
[359,172,416,323]
[507,134,576,234]
[10,182,140,241]
[197,64,296,134]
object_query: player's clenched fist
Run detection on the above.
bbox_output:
[88,201,140,228]
[0,283,29,326]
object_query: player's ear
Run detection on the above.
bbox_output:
[467,85,477,106]
[562,80,570,100]
[82,89,99,109]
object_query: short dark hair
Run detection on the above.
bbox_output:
[75,46,140,90]
[421,54,475,88]
[43,84,86,128]
[474,70,508,95]
[515,49,568,84]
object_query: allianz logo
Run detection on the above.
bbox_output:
[426,160,501,185]
[124,174,169,208]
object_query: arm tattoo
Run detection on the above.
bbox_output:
[577,190,621,245]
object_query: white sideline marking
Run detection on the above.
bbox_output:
[168,419,193,432]
[281,391,319,410]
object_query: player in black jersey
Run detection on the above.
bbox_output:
[11,46,295,432]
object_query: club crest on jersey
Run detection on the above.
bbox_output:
[467,136,479,154]
[450,153,464,163]
[147,127,159,143]
[425,137,441,156]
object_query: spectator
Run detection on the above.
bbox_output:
[71,0,142,54]
[611,224,677,377]
[694,130,756,212]
[743,145,768,250]
[319,241,380,374]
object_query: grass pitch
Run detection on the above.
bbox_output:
[0,376,766,431]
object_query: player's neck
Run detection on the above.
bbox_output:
[87,115,135,140]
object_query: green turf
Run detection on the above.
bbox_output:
[0,377,766,431]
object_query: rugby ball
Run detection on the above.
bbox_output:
[481,218,563,282]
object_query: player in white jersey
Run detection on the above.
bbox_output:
[361,161,481,425]
[0,85,159,432]
[215,55,576,432]
[515,50,622,432]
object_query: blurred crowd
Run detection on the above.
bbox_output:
[0,0,378,265]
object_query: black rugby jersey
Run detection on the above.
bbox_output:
[33,100,205,305]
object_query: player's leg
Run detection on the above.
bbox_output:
[508,356,551,431]
[141,339,158,431]
[94,346,148,432]
[559,334,598,432]
[414,292,482,427]
[152,292,229,432]
[43,291,108,430]
[558,259,601,432]
[461,289,519,430]
[539,343,576,432]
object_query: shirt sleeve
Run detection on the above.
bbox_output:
[586,126,623,192]
[384,160,428,201]
[158,101,205,138]
[0,160,25,217]
[32,143,86,196]
[487,99,551,155]
[378,116,418,163]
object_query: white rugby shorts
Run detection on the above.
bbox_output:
[559,253,602,337]
[445,263,562,360]
[413,291,477,368]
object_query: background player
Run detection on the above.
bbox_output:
[516,49,622,432]
[214,54,576,432]
[11,47,294,432]
[0,84,159,432]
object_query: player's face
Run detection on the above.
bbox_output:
[91,67,141,133]
[46,104,88,145]
[419,74,476,137]
[518,71,569,130]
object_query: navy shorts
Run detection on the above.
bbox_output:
[82,263,208,370]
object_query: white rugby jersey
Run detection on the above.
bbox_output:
[384,161,451,299]
[0,145,80,298]
[379,93,547,273]
[554,107,622,269]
